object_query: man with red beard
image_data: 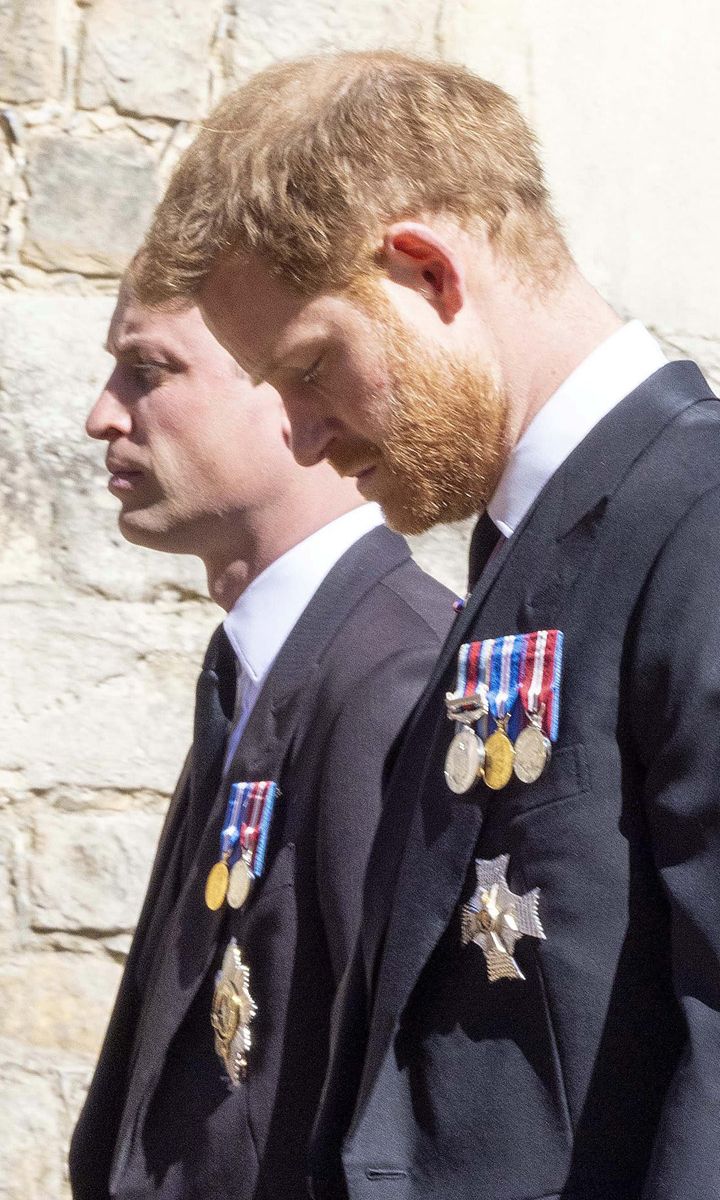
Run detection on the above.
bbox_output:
[69,265,454,1200]
[133,52,720,1200]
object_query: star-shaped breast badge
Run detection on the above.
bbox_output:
[211,937,257,1084]
[461,853,545,981]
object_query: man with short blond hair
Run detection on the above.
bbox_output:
[134,51,720,1200]
[69,265,453,1200]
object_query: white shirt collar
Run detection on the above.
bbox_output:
[488,320,667,538]
[223,503,384,689]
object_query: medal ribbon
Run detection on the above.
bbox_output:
[227,780,278,879]
[220,783,246,861]
[483,634,524,731]
[454,640,483,698]
[518,629,564,741]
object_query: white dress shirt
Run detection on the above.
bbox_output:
[221,502,384,771]
[488,320,667,539]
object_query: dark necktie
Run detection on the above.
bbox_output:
[132,626,236,989]
[181,625,237,875]
[467,510,502,592]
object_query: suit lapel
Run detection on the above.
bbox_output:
[112,526,412,1183]
[354,360,713,1126]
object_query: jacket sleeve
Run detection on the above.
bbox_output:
[315,643,440,986]
[630,484,720,1200]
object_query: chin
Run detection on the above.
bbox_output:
[118,513,187,555]
[381,490,482,538]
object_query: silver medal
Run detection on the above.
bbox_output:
[445,725,485,794]
[513,721,551,784]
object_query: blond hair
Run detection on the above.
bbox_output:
[136,50,567,305]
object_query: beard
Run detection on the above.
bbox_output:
[330,283,510,536]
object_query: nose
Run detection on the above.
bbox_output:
[86,369,132,441]
[282,395,336,468]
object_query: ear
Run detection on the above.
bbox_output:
[381,221,466,323]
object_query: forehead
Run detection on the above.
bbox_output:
[200,254,375,376]
[107,293,215,358]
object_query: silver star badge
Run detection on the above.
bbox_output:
[461,853,545,981]
[211,937,257,1084]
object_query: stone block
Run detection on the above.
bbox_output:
[0,1063,65,1200]
[23,135,158,275]
[410,521,471,598]
[227,0,442,82]
[28,809,163,934]
[0,596,215,793]
[0,131,12,228]
[0,829,16,949]
[436,0,533,109]
[0,0,61,104]
[0,292,208,598]
[0,952,121,1060]
[79,0,222,120]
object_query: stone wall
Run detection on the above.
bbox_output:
[1,2,718,1196]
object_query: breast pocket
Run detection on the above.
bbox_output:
[408,739,592,1190]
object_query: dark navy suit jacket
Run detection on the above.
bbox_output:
[311,362,720,1200]
[69,526,453,1200]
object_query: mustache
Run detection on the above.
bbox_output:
[326,438,379,477]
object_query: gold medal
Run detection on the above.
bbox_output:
[444,726,485,794]
[227,856,254,909]
[513,721,551,784]
[483,724,515,790]
[205,859,230,910]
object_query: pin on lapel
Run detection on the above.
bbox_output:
[461,854,545,981]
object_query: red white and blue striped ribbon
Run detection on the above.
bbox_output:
[222,780,278,879]
[518,629,564,741]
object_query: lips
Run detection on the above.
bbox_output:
[106,460,144,493]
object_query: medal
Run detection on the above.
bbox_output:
[484,718,515,790]
[444,642,488,795]
[227,853,253,910]
[481,634,524,791]
[211,937,257,1084]
[513,630,564,784]
[205,859,230,910]
[461,853,546,981]
[513,720,551,783]
[204,780,245,911]
[204,780,279,911]
[445,726,485,794]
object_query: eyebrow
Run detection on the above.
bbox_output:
[106,334,179,359]
[250,336,325,387]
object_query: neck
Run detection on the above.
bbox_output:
[485,262,623,447]
[202,485,366,612]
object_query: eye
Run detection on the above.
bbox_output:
[300,358,322,386]
[132,361,169,385]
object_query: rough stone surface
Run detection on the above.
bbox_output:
[226,0,442,81]
[0,829,16,950]
[0,132,12,228]
[0,0,61,104]
[28,810,164,933]
[22,136,158,274]
[0,597,215,793]
[0,953,122,1057]
[79,0,222,121]
[0,1062,65,1200]
[410,521,472,599]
